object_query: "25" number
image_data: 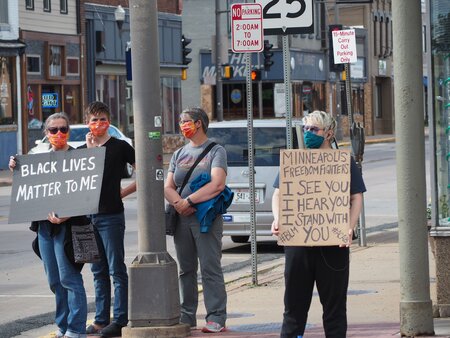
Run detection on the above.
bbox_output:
[263,0,306,19]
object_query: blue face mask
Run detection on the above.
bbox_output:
[304,131,324,149]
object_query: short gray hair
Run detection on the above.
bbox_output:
[181,107,209,133]
[302,110,337,135]
[44,112,70,131]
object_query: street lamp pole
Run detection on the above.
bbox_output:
[122,1,189,336]
[215,0,224,121]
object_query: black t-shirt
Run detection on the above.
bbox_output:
[273,157,367,195]
[80,137,135,214]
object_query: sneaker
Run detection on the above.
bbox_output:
[100,322,124,337]
[201,321,226,333]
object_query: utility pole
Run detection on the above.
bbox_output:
[123,1,189,336]
[215,0,224,121]
[392,0,434,335]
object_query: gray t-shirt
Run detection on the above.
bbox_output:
[168,140,227,198]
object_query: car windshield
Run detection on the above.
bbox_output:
[69,127,90,142]
[207,127,299,167]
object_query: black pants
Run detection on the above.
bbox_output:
[280,246,350,338]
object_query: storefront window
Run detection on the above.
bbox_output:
[63,85,80,124]
[0,57,14,125]
[161,76,181,134]
[431,1,450,225]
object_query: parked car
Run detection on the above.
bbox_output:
[207,119,303,243]
[28,124,134,178]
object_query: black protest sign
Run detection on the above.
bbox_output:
[278,149,351,246]
[8,148,105,224]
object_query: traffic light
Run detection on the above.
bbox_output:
[328,24,345,72]
[222,65,233,79]
[263,40,274,71]
[181,35,192,66]
[251,68,261,81]
[181,68,187,81]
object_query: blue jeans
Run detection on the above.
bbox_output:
[38,222,87,338]
[90,212,128,326]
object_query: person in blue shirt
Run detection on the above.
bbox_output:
[271,110,366,338]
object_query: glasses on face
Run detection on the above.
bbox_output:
[302,125,323,134]
[179,119,196,125]
[47,126,69,134]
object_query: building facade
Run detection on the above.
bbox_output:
[84,1,184,139]
[180,0,378,139]
[19,0,83,153]
[0,1,25,167]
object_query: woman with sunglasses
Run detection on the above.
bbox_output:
[271,110,366,338]
[9,112,88,338]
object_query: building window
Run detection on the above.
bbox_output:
[0,57,14,125]
[47,44,64,78]
[27,55,41,75]
[161,77,181,134]
[43,0,51,12]
[375,83,382,118]
[0,1,8,24]
[66,57,79,75]
[26,0,34,10]
[60,0,67,14]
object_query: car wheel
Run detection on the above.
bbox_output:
[123,163,134,178]
[231,236,250,243]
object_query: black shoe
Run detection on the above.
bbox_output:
[100,322,124,337]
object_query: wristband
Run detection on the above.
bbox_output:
[186,196,195,207]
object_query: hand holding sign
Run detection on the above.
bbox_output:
[278,149,351,246]
[8,148,105,224]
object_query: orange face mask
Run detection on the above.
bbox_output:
[89,120,110,137]
[48,131,69,149]
[180,121,197,139]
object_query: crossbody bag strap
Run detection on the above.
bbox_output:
[178,141,216,195]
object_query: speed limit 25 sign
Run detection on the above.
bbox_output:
[256,0,314,35]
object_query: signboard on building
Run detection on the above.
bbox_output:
[256,0,313,35]
[277,149,351,246]
[8,148,105,224]
[41,93,58,108]
[231,3,263,53]
[331,29,358,64]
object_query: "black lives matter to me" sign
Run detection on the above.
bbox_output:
[8,148,105,224]
[278,149,351,246]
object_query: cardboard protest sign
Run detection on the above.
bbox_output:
[8,148,105,224]
[278,149,351,246]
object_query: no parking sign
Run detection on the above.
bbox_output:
[231,3,263,53]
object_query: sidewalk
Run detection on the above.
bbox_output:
[14,229,450,338]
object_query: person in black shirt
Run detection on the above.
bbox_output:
[271,110,366,338]
[81,102,136,338]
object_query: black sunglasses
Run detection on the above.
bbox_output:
[47,126,69,134]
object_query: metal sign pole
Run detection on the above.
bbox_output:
[283,35,293,149]
[245,53,258,285]
[345,62,367,246]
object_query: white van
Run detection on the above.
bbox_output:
[207,119,303,243]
